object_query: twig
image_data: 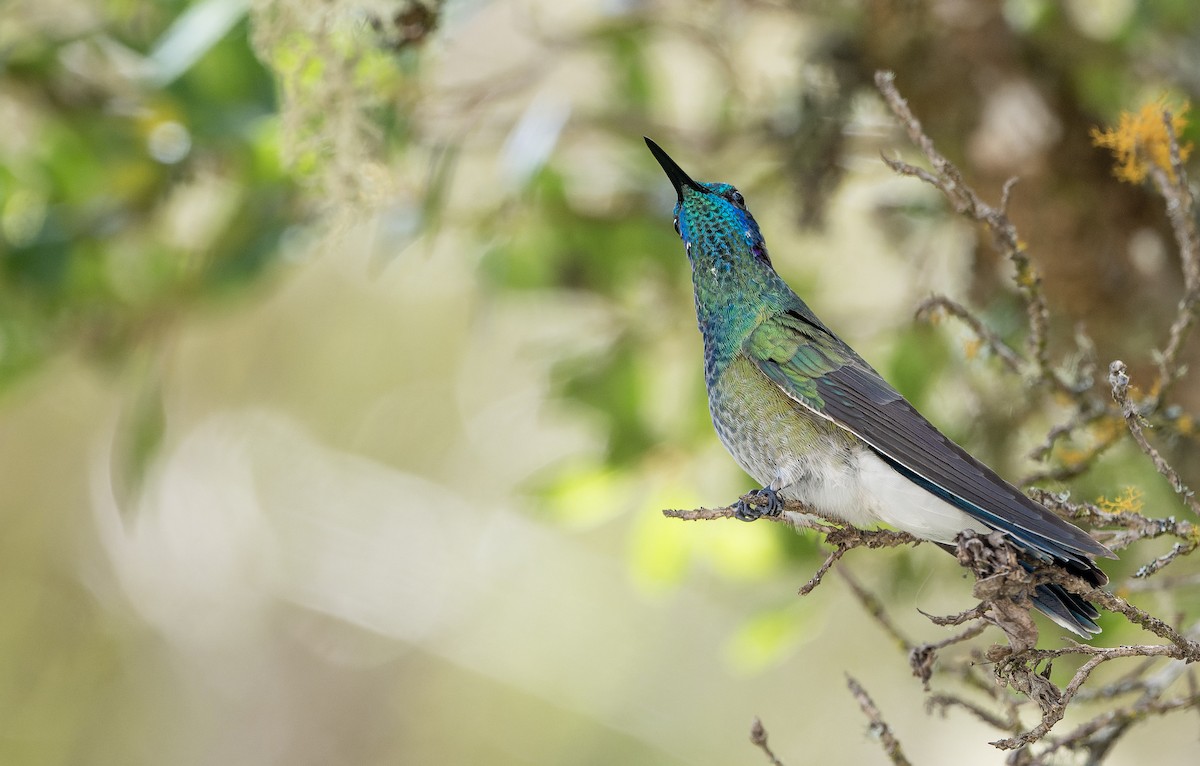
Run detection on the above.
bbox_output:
[664,495,836,532]
[910,622,988,688]
[1135,541,1200,579]
[1030,696,1198,764]
[1076,584,1200,659]
[664,496,922,599]
[918,604,989,627]
[1027,406,1111,464]
[1147,109,1200,406]
[1073,655,1162,701]
[916,295,1027,377]
[847,675,912,766]
[927,692,1015,731]
[749,718,786,766]
[839,568,912,652]
[1109,360,1200,516]
[992,654,1106,749]
[1010,644,1181,663]
[798,544,850,596]
[875,70,1059,390]
[1026,488,1196,551]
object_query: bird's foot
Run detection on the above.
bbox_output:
[733,487,783,522]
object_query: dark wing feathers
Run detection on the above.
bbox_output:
[1031,580,1102,635]
[746,310,1113,582]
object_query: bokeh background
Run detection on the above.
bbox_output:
[3,0,1200,764]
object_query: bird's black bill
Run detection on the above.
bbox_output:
[644,137,707,200]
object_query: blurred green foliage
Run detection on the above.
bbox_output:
[0,1,297,387]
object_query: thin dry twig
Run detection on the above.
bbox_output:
[798,544,850,596]
[1038,692,1200,764]
[875,70,1059,389]
[1026,406,1111,464]
[910,622,988,688]
[1146,109,1200,406]
[1023,427,1122,485]
[1073,583,1200,659]
[749,718,786,766]
[847,675,912,766]
[926,692,1015,732]
[664,496,921,544]
[1027,488,1196,554]
[990,645,1187,751]
[915,295,1026,377]
[838,568,912,652]
[1109,360,1200,516]
[918,603,990,627]
[1135,541,1200,579]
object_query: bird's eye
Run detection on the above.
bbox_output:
[729,190,745,206]
[673,216,681,235]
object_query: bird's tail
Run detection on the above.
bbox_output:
[1030,582,1101,637]
[934,542,1104,638]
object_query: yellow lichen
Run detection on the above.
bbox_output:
[1089,414,1126,444]
[1013,266,1039,290]
[1055,447,1087,465]
[1091,98,1193,184]
[1175,413,1195,436]
[1096,486,1144,516]
[1147,378,1163,400]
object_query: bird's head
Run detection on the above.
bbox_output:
[644,137,772,270]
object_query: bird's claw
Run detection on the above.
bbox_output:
[733,487,782,522]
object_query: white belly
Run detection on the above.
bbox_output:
[777,447,984,544]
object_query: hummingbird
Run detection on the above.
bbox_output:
[645,137,1114,637]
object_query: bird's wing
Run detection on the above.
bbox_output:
[744,308,1113,570]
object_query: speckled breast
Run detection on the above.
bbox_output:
[707,353,855,491]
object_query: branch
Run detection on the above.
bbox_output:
[847,675,913,766]
[664,496,921,599]
[749,718,787,766]
[991,654,1108,750]
[1073,583,1200,660]
[1039,692,1200,764]
[1026,406,1111,465]
[839,568,913,651]
[662,500,1199,748]
[910,622,988,688]
[1147,109,1200,406]
[875,70,1060,390]
[1109,360,1200,516]
[663,496,835,533]
[1027,488,1196,553]
[926,692,1014,732]
[798,544,850,596]
[916,295,1027,377]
